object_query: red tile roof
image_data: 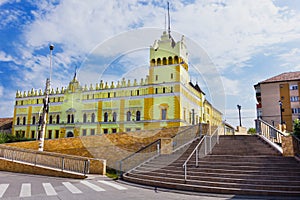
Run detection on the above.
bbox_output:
[0,118,13,127]
[260,71,300,84]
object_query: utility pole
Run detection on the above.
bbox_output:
[38,44,54,151]
[237,104,242,127]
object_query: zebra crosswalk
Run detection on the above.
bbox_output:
[0,180,128,198]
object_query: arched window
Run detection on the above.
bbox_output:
[91,113,95,123]
[168,56,173,64]
[163,57,167,65]
[174,56,179,64]
[157,58,161,65]
[67,131,74,138]
[113,112,117,122]
[32,116,36,125]
[23,117,26,125]
[17,117,20,125]
[83,113,87,123]
[49,115,53,124]
[56,115,60,124]
[71,114,74,123]
[151,59,156,66]
[126,111,131,121]
[39,116,42,125]
[136,111,141,121]
[104,112,108,122]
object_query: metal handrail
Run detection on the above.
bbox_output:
[0,145,90,175]
[182,136,205,181]
[255,119,288,153]
[172,125,200,151]
[118,124,201,175]
[182,126,220,181]
[119,139,160,174]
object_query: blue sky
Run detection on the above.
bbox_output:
[1,0,300,128]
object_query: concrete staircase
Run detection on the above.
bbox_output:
[122,135,300,197]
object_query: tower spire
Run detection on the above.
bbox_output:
[167,2,171,38]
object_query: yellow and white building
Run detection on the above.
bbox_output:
[12,31,223,139]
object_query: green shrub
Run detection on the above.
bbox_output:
[293,119,300,139]
[247,128,256,135]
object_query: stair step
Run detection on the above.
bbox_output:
[122,135,300,196]
[123,174,300,196]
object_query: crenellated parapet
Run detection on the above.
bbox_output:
[16,87,67,98]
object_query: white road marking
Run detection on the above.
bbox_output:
[98,180,127,190]
[62,182,82,194]
[43,183,57,196]
[20,183,31,197]
[0,184,9,198]
[81,180,105,192]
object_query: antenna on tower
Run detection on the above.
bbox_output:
[167,2,171,37]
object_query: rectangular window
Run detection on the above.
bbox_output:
[292,108,300,114]
[90,129,95,135]
[290,85,298,90]
[156,75,158,81]
[171,73,173,79]
[82,129,87,136]
[136,128,141,131]
[291,96,299,102]
[112,128,117,133]
[162,109,167,120]
[126,128,131,132]
[103,128,108,134]
[55,130,59,138]
[31,131,35,139]
[48,130,52,139]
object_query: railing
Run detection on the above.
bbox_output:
[255,119,287,153]
[119,139,160,174]
[182,126,220,181]
[118,124,201,175]
[0,145,90,175]
[172,125,200,151]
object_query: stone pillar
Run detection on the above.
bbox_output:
[160,138,173,155]
[282,136,296,157]
[89,159,106,175]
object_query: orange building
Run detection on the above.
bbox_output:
[254,71,300,132]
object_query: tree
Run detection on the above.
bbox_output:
[293,119,300,139]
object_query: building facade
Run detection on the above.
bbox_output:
[254,71,300,132]
[12,31,223,139]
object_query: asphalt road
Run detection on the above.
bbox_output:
[0,171,236,200]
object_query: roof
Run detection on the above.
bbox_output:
[260,71,300,84]
[0,118,13,130]
[189,82,205,95]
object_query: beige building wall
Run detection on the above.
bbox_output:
[260,82,281,126]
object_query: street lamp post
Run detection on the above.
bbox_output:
[279,100,283,125]
[38,44,54,152]
[237,105,242,127]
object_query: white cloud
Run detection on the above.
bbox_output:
[0,51,14,62]
[278,48,300,70]
[221,76,240,96]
